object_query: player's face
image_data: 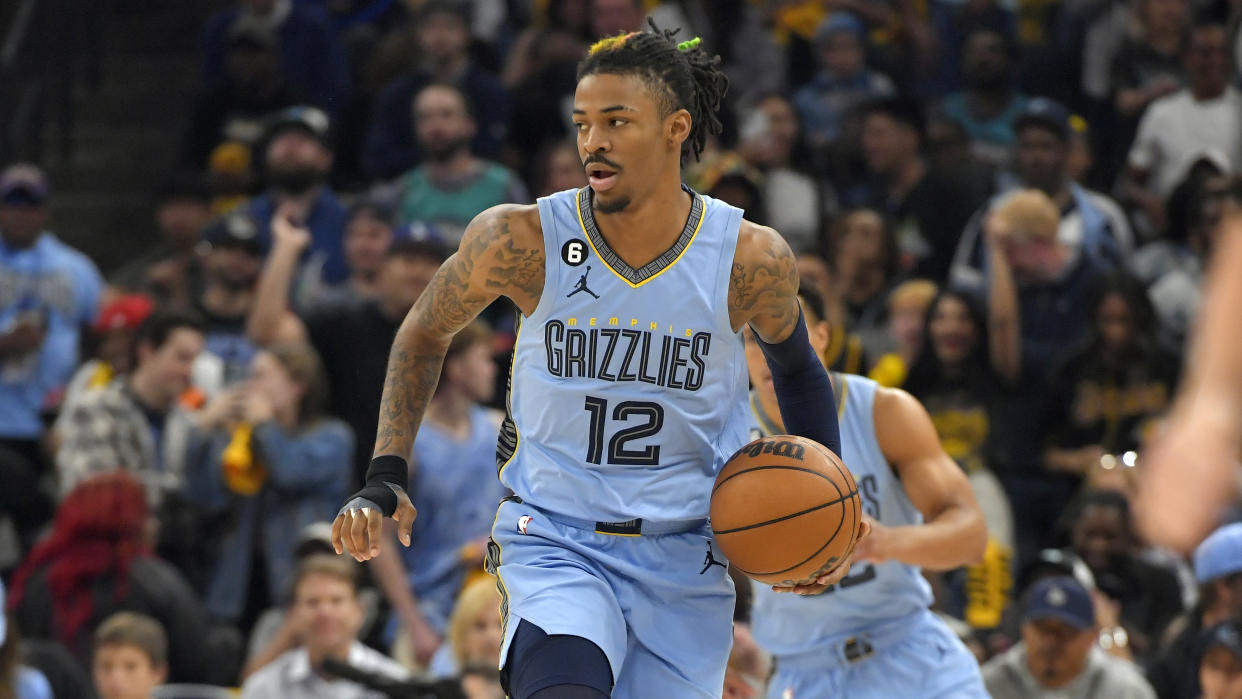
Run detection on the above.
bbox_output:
[1203,646,1242,699]
[1021,618,1094,688]
[928,295,977,366]
[461,601,504,666]
[294,574,363,655]
[574,73,685,214]
[93,644,166,699]
[344,212,394,277]
[1071,504,1129,575]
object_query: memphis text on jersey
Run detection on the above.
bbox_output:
[543,317,712,392]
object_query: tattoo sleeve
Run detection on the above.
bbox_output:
[729,223,801,341]
[373,207,544,459]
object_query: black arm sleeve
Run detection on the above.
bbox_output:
[754,309,842,457]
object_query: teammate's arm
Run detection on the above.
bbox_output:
[332,204,544,561]
[859,386,987,569]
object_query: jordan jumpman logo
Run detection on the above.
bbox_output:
[567,265,600,299]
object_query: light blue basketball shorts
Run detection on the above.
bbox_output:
[487,497,736,698]
[767,609,989,699]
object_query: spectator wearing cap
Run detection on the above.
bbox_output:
[201,0,347,116]
[55,294,156,420]
[191,211,301,394]
[245,106,351,287]
[110,176,213,308]
[982,576,1156,698]
[295,200,396,312]
[373,83,528,245]
[247,209,447,483]
[1201,620,1242,699]
[951,98,1132,293]
[853,97,989,283]
[54,308,206,506]
[362,1,510,181]
[183,17,308,171]
[792,12,894,152]
[938,29,1028,170]
[1122,20,1242,235]
[1149,522,1242,699]
[0,164,104,464]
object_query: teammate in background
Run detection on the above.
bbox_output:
[1139,201,1242,552]
[744,288,988,698]
[333,23,863,698]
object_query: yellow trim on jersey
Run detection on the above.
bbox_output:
[574,190,707,289]
[594,529,641,537]
[497,318,524,480]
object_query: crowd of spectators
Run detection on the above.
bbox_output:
[2,0,1242,697]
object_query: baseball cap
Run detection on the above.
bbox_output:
[95,294,155,334]
[0,163,50,205]
[1022,576,1095,630]
[1195,522,1242,583]
[1015,98,1072,141]
[201,211,264,255]
[1204,621,1242,661]
[264,106,331,147]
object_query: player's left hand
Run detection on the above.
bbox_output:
[772,518,871,595]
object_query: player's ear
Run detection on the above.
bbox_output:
[666,108,692,152]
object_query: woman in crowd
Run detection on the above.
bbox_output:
[183,342,352,630]
[427,577,503,681]
[6,472,232,685]
[904,288,1015,631]
[1041,272,1179,476]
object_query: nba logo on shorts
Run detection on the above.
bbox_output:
[517,515,533,535]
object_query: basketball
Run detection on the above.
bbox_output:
[710,435,862,585]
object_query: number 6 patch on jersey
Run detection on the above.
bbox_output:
[562,239,587,266]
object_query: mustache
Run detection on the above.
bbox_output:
[583,154,622,171]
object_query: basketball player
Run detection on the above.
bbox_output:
[331,26,865,698]
[744,288,989,698]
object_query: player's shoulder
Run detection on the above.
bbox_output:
[734,219,790,258]
[464,203,542,252]
[871,383,926,420]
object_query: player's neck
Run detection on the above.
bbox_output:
[593,179,692,269]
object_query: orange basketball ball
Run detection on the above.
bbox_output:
[710,435,862,585]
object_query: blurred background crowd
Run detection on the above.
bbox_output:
[1,0,1242,697]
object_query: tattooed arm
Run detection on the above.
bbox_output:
[729,221,866,593]
[333,204,544,561]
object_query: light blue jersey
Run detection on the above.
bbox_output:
[488,187,747,697]
[748,373,987,699]
[402,405,509,633]
[498,186,752,522]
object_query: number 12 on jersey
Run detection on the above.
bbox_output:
[583,396,665,466]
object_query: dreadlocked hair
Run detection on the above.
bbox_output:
[579,19,729,162]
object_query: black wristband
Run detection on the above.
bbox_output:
[365,454,409,492]
[338,455,410,518]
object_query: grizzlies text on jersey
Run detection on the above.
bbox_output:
[498,185,752,523]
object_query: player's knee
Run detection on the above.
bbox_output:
[505,620,612,699]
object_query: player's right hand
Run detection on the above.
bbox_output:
[331,485,417,562]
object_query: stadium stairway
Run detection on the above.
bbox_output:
[38,0,230,275]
